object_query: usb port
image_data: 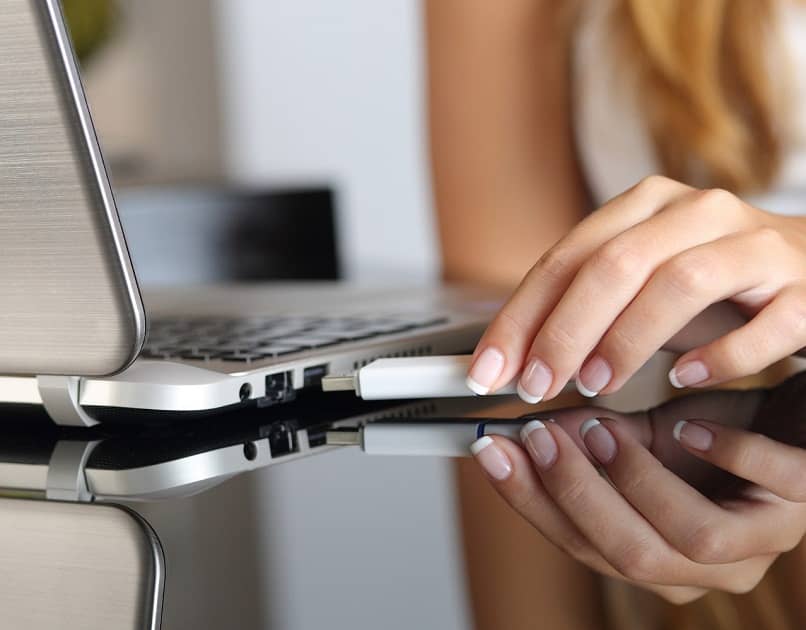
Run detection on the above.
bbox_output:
[303,364,329,388]
[266,421,297,457]
[261,370,296,407]
[306,425,329,448]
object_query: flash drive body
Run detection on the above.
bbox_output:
[355,356,517,399]
[361,421,525,457]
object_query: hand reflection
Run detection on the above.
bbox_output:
[470,371,806,604]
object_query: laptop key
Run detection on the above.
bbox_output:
[397,315,449,327]
[270,335,344,348]
[177,337,224,347]
[177,350,221,361]
[253,345,305,356]
[337,330,381,341]
[364,323,415,334]
[146,346,184,354]
[219,353,269,362]
[198,344,254,354]
[235,332,302,344]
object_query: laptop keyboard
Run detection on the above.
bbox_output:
[141,314,449,363]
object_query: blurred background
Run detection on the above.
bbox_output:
[65,0,471,628]
[68,0,439,284]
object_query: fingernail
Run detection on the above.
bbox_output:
[520,420,558,470]
[577,356,612,398]
[669,361,710,388]
[580,418,617,464]
[517,358,553,404]
[673,420,714,451]
[467,347,506,395]
[470,436,513,480]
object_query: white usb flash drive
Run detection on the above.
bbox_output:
[321,355,518,400]
[326,420,529,457]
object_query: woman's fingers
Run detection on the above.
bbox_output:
[470,435,709,603]
[471,176,806,400]
[470,435,631,575]
[466,176,691,395]
[521,189,754,400]
[589,230,795,394]
[674,419,806,503]
[584,419,806,561]
[473,414,801,596]
[670,283,806,388]
[515,421,770,590]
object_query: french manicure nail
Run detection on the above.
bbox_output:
[577,356,612,398]
[467,347,506,395]
[669,361,710,388]
[470,436,513,480]
[518,358,553,404]
[520,420,558,470]
[673,420,714,451]
[580,418,617,464]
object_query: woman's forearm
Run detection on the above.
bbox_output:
[426,0,589,288]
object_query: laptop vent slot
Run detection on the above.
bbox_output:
[353,345,433,371]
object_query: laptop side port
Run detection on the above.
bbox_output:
[264,421,297,457]
[305,424,329,449]
[303,364,328,388]
[259,371,296,407]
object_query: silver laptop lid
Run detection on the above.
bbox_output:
[0,0,145,376]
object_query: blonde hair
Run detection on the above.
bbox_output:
[611,0,786,193]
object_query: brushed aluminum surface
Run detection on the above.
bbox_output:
[0,0,145,376]
[0,497,163,630]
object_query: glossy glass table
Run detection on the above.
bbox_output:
[0,357,802,629]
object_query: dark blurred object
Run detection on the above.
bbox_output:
[116,186,341,286]
[61,0,116,62]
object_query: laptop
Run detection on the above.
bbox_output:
[0,351,681,500]
[0,0,500,426]
[0,394,504,500]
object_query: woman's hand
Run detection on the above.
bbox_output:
[465,175,806,402]
[470,377,806,603]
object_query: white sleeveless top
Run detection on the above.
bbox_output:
[572,0,806,215]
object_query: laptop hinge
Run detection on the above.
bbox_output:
[36,375,99,428]
[46,440,100,502]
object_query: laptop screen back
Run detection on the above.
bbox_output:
[0,0,144,376]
